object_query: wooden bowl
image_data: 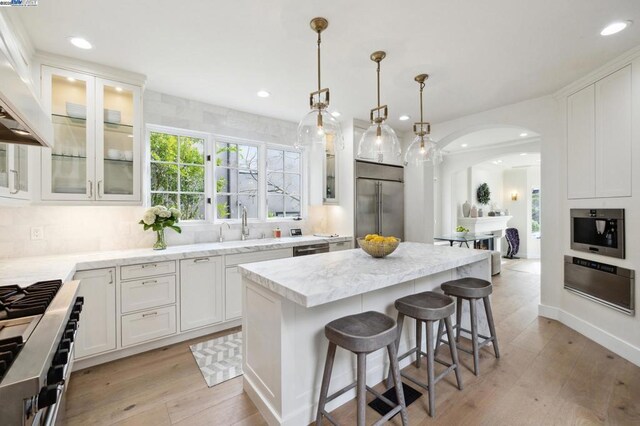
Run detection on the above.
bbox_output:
[357,238,401,258]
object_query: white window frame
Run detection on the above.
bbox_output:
[145,125,306,223]
[265,144,304,221]
[145,124,212,222]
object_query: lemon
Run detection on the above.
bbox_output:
[384,236,397,243]
[364,234,378,241]
[372,236,385,243]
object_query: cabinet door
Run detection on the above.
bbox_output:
[0,143,9,197]
[9,145,30,200]
[567,85,596,199]
[95,78,141,201]
[180,256,223,331]
[595,65,632,198]
[224,266,242,320]
[329,241,352,252]
[41,67,96,200]
[74,268,117,358]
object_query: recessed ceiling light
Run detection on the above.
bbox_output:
[115,86,123,92]
[127,134,134,138]
[399,115,410,121]
[67,77,76,82]
[520,132,528,137]
[257,90,270,98]
[496,159,503,163]
[461,143,468,148]
[600,21,631,36]
[520,153,527,156]
[69,37,93,50]
[331,111,341,117]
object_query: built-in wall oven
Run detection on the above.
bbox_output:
[570,208,625,259]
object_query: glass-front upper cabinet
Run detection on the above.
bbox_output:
[0,143,8,196]
[0,143,30,200]
[323,134,337,204]
[95,79,140,200]
[41,66,141,202]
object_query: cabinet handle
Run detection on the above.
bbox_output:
[97,180,103,198]
[108,269,114,284]
[9,169,18,194]
[141,280,158,286]
[194,258,210,263]
[141,263,157,269]
[88,180,93,199]
[142,311,158,318]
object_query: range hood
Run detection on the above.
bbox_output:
[0,13,53,147]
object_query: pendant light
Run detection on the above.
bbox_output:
[296,17,343,150]
[404,74,442,167]
[357,51,401,163]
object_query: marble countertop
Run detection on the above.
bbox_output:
[0,235,352,287]
[239,242,491,307]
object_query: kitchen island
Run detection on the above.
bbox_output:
[239,242,491,426]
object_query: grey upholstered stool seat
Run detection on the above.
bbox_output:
[317,311,408,426]
[386,291,462,417]
[436,277,500,376]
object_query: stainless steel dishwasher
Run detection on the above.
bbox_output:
[293,243,330,256]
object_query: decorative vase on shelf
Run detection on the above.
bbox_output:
[462,200,471,218]
[470,205,478,218]
[478,208,484,217]
[153,229,167,250]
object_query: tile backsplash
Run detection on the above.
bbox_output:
[0,206,309,259]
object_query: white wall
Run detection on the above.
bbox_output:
[503,168,529,256]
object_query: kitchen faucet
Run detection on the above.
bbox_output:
[241,206,249,241]
[219,222,231,242]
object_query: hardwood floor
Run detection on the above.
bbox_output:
[62,259,640,425]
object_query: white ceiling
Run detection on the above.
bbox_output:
[10,0,640,130]
[480,152,541,169]
[444,127,539,152]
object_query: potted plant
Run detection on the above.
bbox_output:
[477,183,491,205]
[139,205,181,250]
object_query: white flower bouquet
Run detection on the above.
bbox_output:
[139,206,181,249]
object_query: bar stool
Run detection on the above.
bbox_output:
[387,291,463,417]
[436,277,500,376]
[316,311,408,426]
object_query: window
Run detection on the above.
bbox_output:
[266,147,301,218]
[531,187,540,238]
[147,126,304,222]
[215,140,259,220]
[149,130,207,220]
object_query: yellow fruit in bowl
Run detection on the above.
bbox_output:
[372,236,386,243]
[384,236,398,243]
[364,234,378,241]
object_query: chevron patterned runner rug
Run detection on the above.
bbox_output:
[189,331,243,387]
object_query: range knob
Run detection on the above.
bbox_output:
[37,384,59,409]
[66,320,78,332]
[47,365,65,384]
[53,348,68,365]
[58,338,71,351]
[70,311,80,321]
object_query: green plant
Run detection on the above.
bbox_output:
[456,226,469,233]
[477,183,491,205]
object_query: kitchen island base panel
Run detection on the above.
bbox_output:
[242,258,490,426]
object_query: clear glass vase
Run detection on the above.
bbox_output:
[153,229,167,250]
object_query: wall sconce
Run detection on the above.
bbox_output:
[511,191,518,201]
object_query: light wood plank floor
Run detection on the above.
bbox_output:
[62,259,640,425]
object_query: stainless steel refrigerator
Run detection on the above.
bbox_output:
[355,160,404,239]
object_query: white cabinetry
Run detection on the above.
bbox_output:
[121,306,176,347]
[329,240,352,252]
[567,65,632,199]
[0,143,30,200]
[180,256,223,331]
[41,66,142,202]
[74,268,117,359]
[223,248,292,321]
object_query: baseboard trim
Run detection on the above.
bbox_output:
[538,304,640,367]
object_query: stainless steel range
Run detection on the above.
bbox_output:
[0,280,83,426]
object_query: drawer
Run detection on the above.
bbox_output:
[121,260,176,281]
[121,275,176,313]
[225,248,292,267]
[329,241,352,252]
[121,306,176,347]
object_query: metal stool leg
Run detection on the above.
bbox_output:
[445,316,463,390]
[469,298,480,376]
[455,297,462,342]
[316,342,337,425]
[357,353,367,426]
[426,320,436,417]
[415,319,422,368]
[387,343,409,426]
[483,296,500,358]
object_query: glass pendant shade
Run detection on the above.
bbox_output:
[295,109,344,150]
[404,134,440,167]
[357,123,401,163]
